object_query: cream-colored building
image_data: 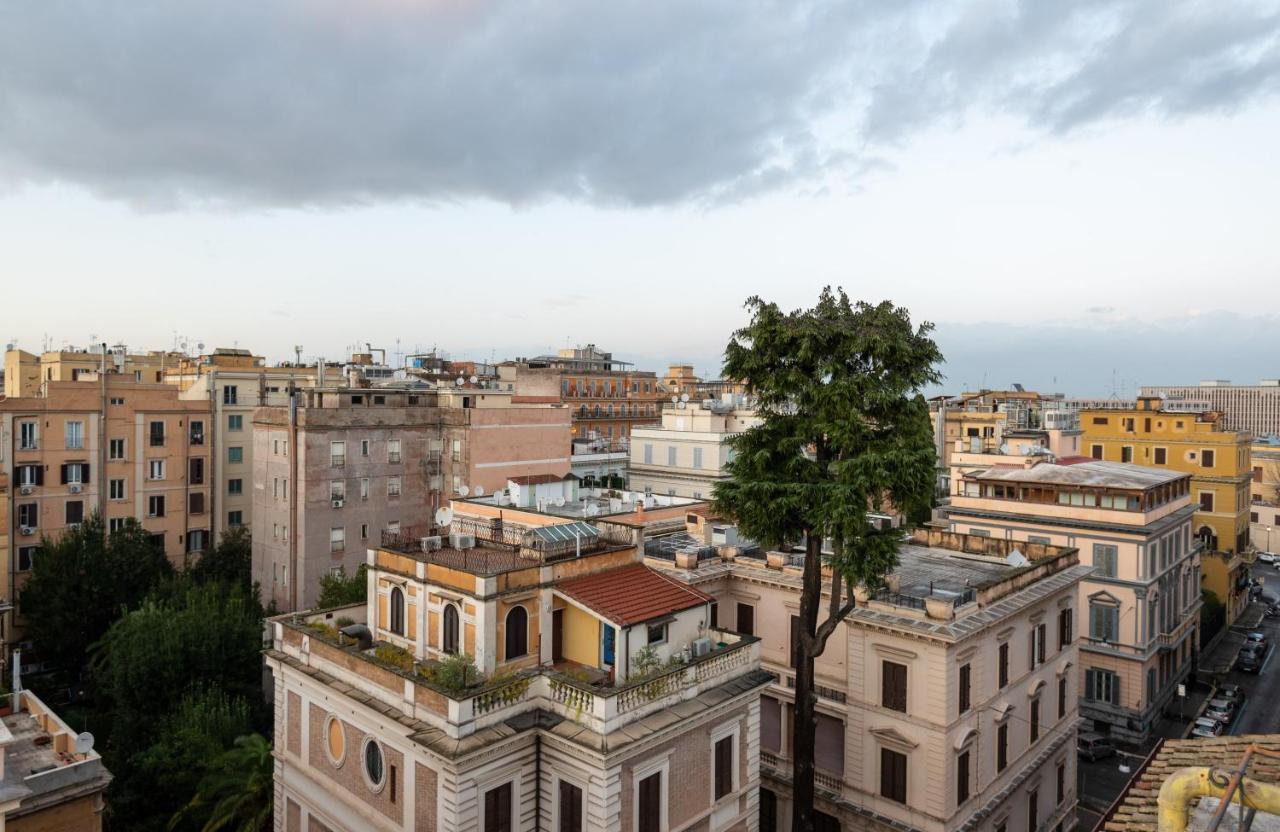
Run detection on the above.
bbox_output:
[650,526,1091,832]
[1250,437,1280,552]
[629,401,759,500]
[4,346,186,400]
[944,459,1199,743]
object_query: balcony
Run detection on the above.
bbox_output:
[270,610,760,741]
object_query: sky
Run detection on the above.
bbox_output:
[2,0,1279,396]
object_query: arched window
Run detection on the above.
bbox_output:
[443,604,460,655]
[1197,526,1217,551]
[389,586,405,636]
[505,605,528,660]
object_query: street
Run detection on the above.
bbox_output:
[1078,593,1280,825]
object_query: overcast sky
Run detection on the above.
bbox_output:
[2,0,1279,395]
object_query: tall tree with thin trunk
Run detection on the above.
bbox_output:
[713,288,940,832]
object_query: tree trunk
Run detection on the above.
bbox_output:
[790,535,825,832]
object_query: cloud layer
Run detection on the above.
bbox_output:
[1,0,1278,207]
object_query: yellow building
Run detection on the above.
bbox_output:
[1081,398,1253,623]
[1250,438,1280,552]
[4,346,186,399]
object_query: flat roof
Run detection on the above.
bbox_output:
[967,460,1185,489]
[888,544,1019,599]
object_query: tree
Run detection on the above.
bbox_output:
[20,514,173,676]
[713,289,940,832]
[316,563,367,608]
[189,526,252,589]
[169,733,273,832]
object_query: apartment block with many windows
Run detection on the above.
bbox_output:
[628,400,760,500]
[649,526,1091,832]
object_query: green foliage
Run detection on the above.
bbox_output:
[420,652,479,693]
[335,616,355,628]
[169,733,274,832]
[316,564,367,609]
[631,645,662,678]
[1201,589,1225,644]
[132,687,256,832]
[373,643,415,672]
[712,288,941,588]
[189,527,252,589]
[21,513,174,676]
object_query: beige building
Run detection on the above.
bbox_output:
[252,387,572,611]
[265,497,767,832]
[4,346,186,399]
[1142,380,1280,437]
[1,381,212,661]
[629,401,759,500]
[647,525,1090,832]
[944,458,1199,743]
[0,689,112,831]
[1250,437,1280,552]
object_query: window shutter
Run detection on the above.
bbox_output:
[82,463,90,482]
[60,464,68,485]
[1038,625,1046,662]
[1085,669,1095,700]
[35,466,43,486]
[1110,675,1121,706]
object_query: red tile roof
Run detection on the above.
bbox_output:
[1056,455,1095,465]
[555,564,713,626]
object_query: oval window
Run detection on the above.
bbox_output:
[324,716,346,766]
[363,737,386,791]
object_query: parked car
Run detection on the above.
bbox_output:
[1246,631,1268,645]
[1192,717,1224,738]
[1261,552,1277,565]
[1237,649,1264,673]
[1078,733,1116,762]
[1218,684,1246,706]
[1204,702,1235,725]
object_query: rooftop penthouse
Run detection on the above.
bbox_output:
[957,458,1192,521]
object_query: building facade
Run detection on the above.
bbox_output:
[1141,380,1280,437]
[944,459,1201,743]
[628,402,760,500]
[4,346,186,399]
[265,503,767,832]
[1250,438,1280,553]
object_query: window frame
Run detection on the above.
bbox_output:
[710,720,740,803]
[632,756,670,832]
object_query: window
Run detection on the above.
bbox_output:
[959,663,971,713]
[189,457,204,485]
[1058,608,1073,649]
[148,495,165,517]
[667,446,677,466]
[1202,449,1215,468]
[1086,668,1121,705]
[1089,602,1119,642]
[813,812,841,832]
[363,738,386,790]
[558,780,583,832]
[505,605,528,659]
[148,420,164,447]
[66,420,85,449]
[999,642,1010,688]
[957,749,971,804]
[223,385,238,405]
[61,462,89,484]
[1030,698,1041,743]
[736,603,755,636]
[65,500,84,525]
[109,478,125,500]
[189,492,205,514]
[228,478,243,495]
[330,480,346,501]
[1155,447,1167,465]
[714,734,735,800]
[1030,623,1047,668]
[647,622,667,644]
[1092,416,1109,425]
[1028,788,1039,832]
[331,441,345,466]
[389,587,405,635]
[360,439,371,456]
[1199,492,1214,512]
[451,439,461,463]
[187,529,209,552]
[227,414,242,432]
[644,444,653,464]
[693,447,703,469]
[109,438,125,459]
[17,546,38,572]
[190,420,205,444]
[759,789,778,832]
[228,446,245,464]
[1057,762,1066,804]
[637,771,662,832]
[997,723,1009,771]
[880,747,907,803]
[1119,445,1132,463]
[17,503,37,528]
[228,511,243,527]
[360,478,370,500]
[388,476,401,497]
[443,604,460,654]
[19,422,38,450]
[388,438,401,463]
[882,661,907,712]
[1093,544,1118,577]
[1059,676,1068,719]
[969,528,991,537]
[148,460,165,480]
[330,527,345,552]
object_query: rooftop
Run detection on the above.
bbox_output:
[461,490,702,521]
[968,460,1186,489]
[380,522,630,576]
[0,691,111,814]
[556,563,712,626]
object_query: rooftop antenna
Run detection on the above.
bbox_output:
[294,345,303,366]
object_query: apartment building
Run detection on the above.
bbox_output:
[928,390,1063,494]
[629,400,760,500]
[167,348,328,538]
[943,458,1200,743]
[1141,380,1280,437]
[647,526,1090,832]
[1250,437,1280,552]
[503,344,666,444]
[0,689,112,830]
[252,388,571,611]
[265,499,768,832]
[0,381,212,654]
[3,346,185,399]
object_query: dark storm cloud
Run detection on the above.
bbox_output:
[0,0,1277,208]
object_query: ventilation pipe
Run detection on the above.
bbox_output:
[1158,766,1280,832]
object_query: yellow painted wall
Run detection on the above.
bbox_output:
[562,603,601,668]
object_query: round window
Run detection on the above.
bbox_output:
[362,737,386,791]
[324,715,345,766]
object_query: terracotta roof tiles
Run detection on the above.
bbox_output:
[555,564,712,626]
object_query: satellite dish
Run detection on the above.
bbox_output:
[671,396,679,404]
[74,732,95,755]
[1005,550,1029,567]
[458,485,470,496]
[474,485,485,496]
[555,496,566,507]
[469,375,478,384]
[585,503,600,516]
[197,342,205,352]
[680,393,690,403]
[456,376,465,387]
[435,507,454,526]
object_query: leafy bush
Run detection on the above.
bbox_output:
[373,643,414,672]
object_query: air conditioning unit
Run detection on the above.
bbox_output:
[69,483,82,494]
[691,637,713,658]
[449,533,475,550]
[19,485,34,495]
[66,523,81,531]
[420,536,442,552]
[331,498,344,508]
[19,526,34,536]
